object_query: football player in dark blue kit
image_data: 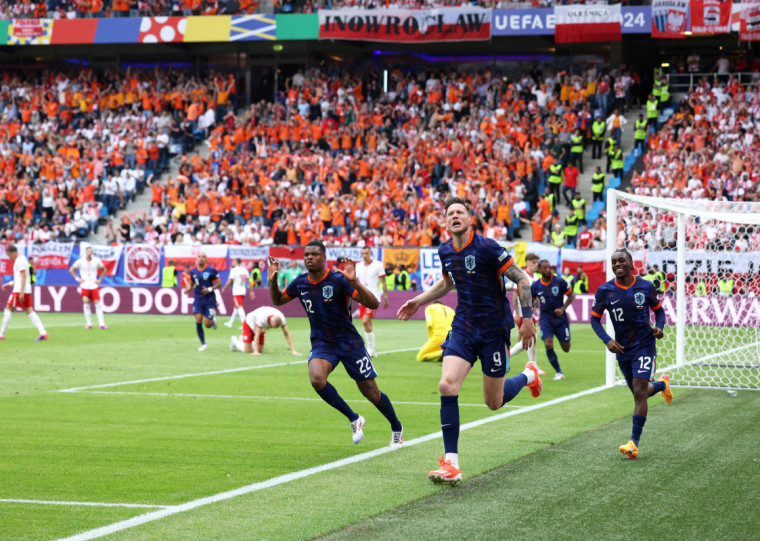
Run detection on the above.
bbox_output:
[184,252,221,352]
[268,240,404,450]
[531,259,575,381]
[590,249,673,459]
[397,197,541,484]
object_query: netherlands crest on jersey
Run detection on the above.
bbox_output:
[551,286,559,295]
[465,255,476,271]
[203,271,209,280]
[323,285,334,299]
[634,292,646,306]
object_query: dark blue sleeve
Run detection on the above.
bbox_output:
[559,278,569,296]
[211,267,221,283]
[335,272,357,299]
[590,315,613,345]
[284,275,299,299]
[654,305,666,330]
[590,286,612,344]
[530,281,538,300]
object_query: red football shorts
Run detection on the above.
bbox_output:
[6,292,33,311]
[233,295,244,307]
[358,305,377,319]
[81,288,101,302]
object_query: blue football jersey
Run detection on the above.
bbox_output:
[531,275,570,319]
[438,231,515,336]
[189,266,220,302]
[285,269,364,351]
[591,276,662,350]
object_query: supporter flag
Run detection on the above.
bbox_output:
[184,15,231,42]
[88,244,123,277]
[228,245,269,269]
[93,17,141,43]
[553,4,621,43]
[559,249,606,292]
[739,3,760,40]
[690,0,732,33]
[51,18,98,44]
[7,18,53,45]
[319,8,490,43]
[164,245,228,272]
[138,17,186,43]
[124,245,161,284]
[28,242,74,270]
[230,15,276,41]
[383,248,420,273]
[651,0,689,38]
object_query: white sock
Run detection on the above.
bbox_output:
[231,335,244,352]
[366,331,375,351]
[1,309,11,336]
[445,452,459,468]
[527,340,537,365]
[237,306,245,324]
[509,341,524,357]
[95,303,105,327]
[523,366,536,385]
[28,311,46,335]
[228,309,237,325]
[83,303,92,326]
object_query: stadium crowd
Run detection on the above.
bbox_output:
[621,75,760,253]
[0,67,232,244]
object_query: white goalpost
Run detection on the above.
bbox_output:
[606,190,760,390]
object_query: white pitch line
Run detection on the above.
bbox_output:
[58,348,420,393]
[0,499,169,509]
[71,390,510,408]
[57,384,609,541]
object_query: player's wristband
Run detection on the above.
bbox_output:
[521,307,533,319]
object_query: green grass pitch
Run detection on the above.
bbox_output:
[0,313,757,540]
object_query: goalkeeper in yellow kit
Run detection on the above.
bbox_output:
[416,301,455,362]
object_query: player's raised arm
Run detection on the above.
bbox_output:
[268,256,289,306]
[503,261,536,350]
[397,275,453,321]
[335,258,378,310]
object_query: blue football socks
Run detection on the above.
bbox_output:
[652,380,666,394]
[316,382,357,421]
[441,395,460,454]
[502,374,528,405]
[196,322,205,345]
[546,348,561,373]
[374,392,402,432]
[631,414,647,445]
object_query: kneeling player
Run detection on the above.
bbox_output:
[416,301,454,362]
[230,306,300,355]
[590,249,673,459]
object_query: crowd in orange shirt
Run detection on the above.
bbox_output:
[0,66,232,244]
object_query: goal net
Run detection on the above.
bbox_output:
[605,191,760,390]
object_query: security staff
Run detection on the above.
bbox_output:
[605,135,617,173]
[564,213,580,247]
[591,116,606,159]
[570,129,584,173]
[385,265,396,291]
[396,264,411,291]
[162,258,178,287]
[634,114,648,153]
[573,266,589,294]
[652,264,666,293]
[717,277,734,296]
[571,192,586,221]
[547,161,563,202]
[591,166,606,203]
[659,77,670,110]
[611,142,624,180]
[646,94,659,131]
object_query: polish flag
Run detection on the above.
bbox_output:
[554,4,622,43]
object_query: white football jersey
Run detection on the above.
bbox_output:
[355,259,385,302]
[72,256,104,290]
[245,306,287,330]
[229,266,250,295]
[12,255,32,294]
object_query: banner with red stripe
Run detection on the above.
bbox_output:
[554,4,621,43]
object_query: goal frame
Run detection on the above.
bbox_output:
[605,190,760,388]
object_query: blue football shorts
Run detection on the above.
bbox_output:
[441,329,511,378]
[309,346,378,382]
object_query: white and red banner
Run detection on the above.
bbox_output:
[690,0,732,33]
[88,244,123,276]
[0,244,9,275]
[28,242,74,269]
[559,248,607,292]
[554,4,621,43]
[228,245,269,269]
[651,0,689,38]
[164,244,228,272]
[124,245,161,284]
[739,2,760,40]
[319,8,490,42]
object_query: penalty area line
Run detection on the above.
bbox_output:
[56,384,609,541]
[57,348,419,393]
